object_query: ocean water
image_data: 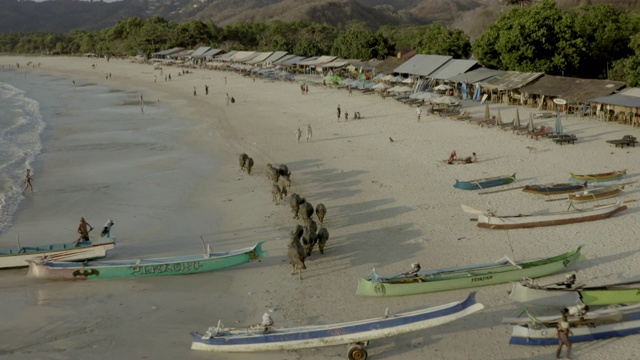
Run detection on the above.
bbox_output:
[0,70,46,233]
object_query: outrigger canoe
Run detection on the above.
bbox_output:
[475,201,627,230]
[567,185,624,201]
[355,247,584,297]
[27,241,266,280]
[453,173,516,190]
[506,303,640,346]
[0,220,116,269]
[569,169,626,182]
[522,182,586,195]
[191,292,483,357]
[510,278,640,307]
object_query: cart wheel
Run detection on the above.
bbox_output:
[347,344,368,360]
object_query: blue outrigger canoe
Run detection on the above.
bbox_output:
[454,173,516,190]
[522,182,587,195]
[191,292,483,356]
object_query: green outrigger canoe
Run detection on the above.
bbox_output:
[510,278,640,307]
[27,241,267,280]
[356,246,584,297]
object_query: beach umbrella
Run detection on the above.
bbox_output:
[496,109,503,126]
[402,77,415,84]
[528,113,535,131]
[388,85,413,93]
[391,76,405,83]
[432,96,460,105]
[484,103,490,120]
[434,84,452,91]
[514,108,521,128]
[410,92,437,100]
[381,74,394,82]
[372,82,390,91]
[554,114,563,134]
[373,73,386,81]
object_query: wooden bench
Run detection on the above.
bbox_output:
[553,134,577,145]
[606,135,638,148]
[528,126,553,140]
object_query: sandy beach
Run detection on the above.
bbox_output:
[1,55,639,360]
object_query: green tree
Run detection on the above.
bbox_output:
[413,24,471,59]
[473,0,586,76]
[573,4,639,79]
[331,29,393,60]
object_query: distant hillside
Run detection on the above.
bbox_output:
[3,0,640,38]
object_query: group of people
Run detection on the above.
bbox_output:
[295,124,313,143]
[336,105,362,121]
[445,150,477,164]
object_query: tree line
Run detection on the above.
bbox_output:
[2,0,640,85]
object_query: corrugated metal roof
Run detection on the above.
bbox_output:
[393,54,452,77]
[153,47,184,56]
[374,57,409,75]
[619,87,640,98]
[447,67,503,83]
[298,56,337,66]
[479,71,544,90]
[273,54,297,65]
[190,47,211,57]
[519,75,626,103]
[321,60,350,68]
[260,51,289,65]
[214,51,237,61]
[589,93,640,107]
[282,56,311,66]
[246,52,273,64]
[203,49,224,57]
[428,59,478,80]
[232,51,258,62]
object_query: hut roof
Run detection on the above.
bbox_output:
[479,71,543,91]
[447,67,503,83]
[519,75,626,103]
[589,93,640,107]
[393,54,452,77]
[428,59,478,80]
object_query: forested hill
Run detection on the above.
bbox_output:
[3,0,640,36]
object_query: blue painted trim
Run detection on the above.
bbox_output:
[510,326,640,345]
[193,293,477,346]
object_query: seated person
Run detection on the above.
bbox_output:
[427,104,434,114]
[261,312,274,334]
[403,262,421,276]
[464,152,477,163]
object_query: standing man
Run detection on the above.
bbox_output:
[306,124,312,142]
[22,169,33,193]
[295,127,302,143]
[556,309,572,360]
[76,217,93,245]
[337,105,341,121]
[226,93,230,105]
[205,85,209,95]
[416,106,422,122]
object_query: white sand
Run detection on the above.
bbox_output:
[1,55,639,359]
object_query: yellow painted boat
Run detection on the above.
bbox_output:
[569,169,626,182]
[568,185,624,201]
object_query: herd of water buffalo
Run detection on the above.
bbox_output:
[239,153,329,279]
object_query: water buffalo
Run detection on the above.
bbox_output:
[277,164,291,181]
[315,203,326,226]
[245,157,254,174]
[272,183,283,204]
[301,225,318,257]
[298,201,314,226]
[239,153,249,170]
[288,231,306,279]
[289,193,305,219]
[316,227,330,254]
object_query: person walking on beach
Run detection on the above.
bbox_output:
[306,124,312,142]
[337,105,341,121]
[22,169,33,193]
[556,309,572,359]
[226,93,230,105]
[416,106,422,122]
[75,217,93,245]
[140,94,144,113]
[205,85,209,95]
[295,127,302,143]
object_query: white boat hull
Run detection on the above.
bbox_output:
[0,242,115,269]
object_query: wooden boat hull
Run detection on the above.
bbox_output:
[569,169,626,182]
[510,282,640,307]
[191,292,483,352]
[356,247,584,297]
[477,202,627,229]
[522,182,586,195]
[0,234,116,269]
[567,186,623,201]
[454,173,516,190]
[27,242,266,280]
[509,310,640,345]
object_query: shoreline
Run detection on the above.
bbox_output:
[1,55,639,359]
